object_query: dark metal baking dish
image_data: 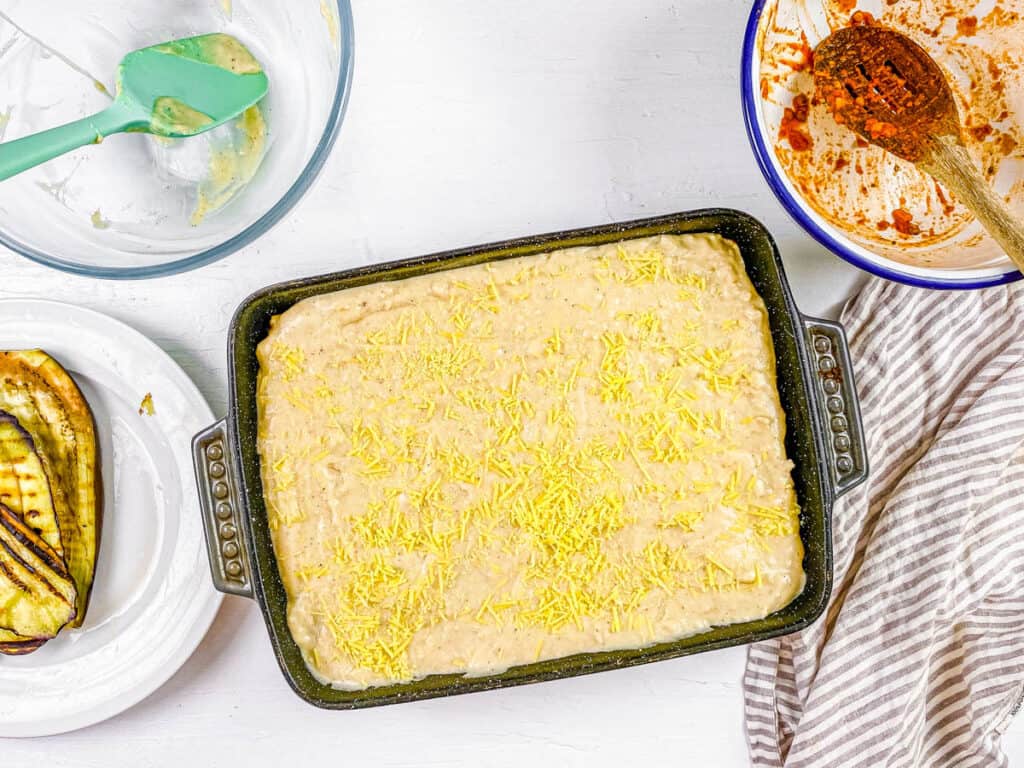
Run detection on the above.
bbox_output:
[193,208,868,708]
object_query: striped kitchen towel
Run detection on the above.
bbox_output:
[743,277,1024,768]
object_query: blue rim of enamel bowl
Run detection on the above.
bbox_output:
[1,0,356,280]
[740,0,1022,290]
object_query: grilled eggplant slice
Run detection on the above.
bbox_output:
[0,631,42,649]
[0,411,64,653]
[0,638,45,655]
[0,411,63,557]
[0,351,99,629]
[0,503,76,639]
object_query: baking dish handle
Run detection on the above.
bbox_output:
[192,419,254,598]
[802,316,869,498]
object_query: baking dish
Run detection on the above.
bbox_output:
[192,208,868,708]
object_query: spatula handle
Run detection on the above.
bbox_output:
[0,106,131,182]
[923,137,1024,274]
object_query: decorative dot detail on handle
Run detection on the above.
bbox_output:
[811,331,858,491]
[196,425,251,597]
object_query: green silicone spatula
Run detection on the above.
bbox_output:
[0,33,268,182]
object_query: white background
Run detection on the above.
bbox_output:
[1,1,1020,765]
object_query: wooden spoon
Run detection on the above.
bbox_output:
[813,24,1024,272]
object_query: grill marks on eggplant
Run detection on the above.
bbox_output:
[0,503,76,639]
[0,351,99,653]
[0,548,29,592]
[0,504,68,580]
[0,538,63,601]
[0,351,100,631]
[0,639,44,655]
[0,411,64,559]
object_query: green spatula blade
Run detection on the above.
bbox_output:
[0,33,268,181]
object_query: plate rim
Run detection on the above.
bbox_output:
[0,297,223,738]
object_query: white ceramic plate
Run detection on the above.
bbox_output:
[0,299,221,737]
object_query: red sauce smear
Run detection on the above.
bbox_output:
[779,93,813,152]
[935,184,956,216]
[892,208,921,236]
[970,123,994,141]
[850,11,876,27]
[957,16,978,37]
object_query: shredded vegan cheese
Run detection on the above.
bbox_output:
[257,234,804,689]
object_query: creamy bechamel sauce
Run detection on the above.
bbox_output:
[257,234,804,690]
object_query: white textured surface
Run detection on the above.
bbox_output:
[0,0,1018,764]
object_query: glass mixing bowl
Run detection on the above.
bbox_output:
[0,0,354,279]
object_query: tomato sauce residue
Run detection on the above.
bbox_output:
[957,16,978,36]
[892,208,921,236]
[815,23,946,164]
[877,209,921,236]
[783,39,815,73]
[760,0,1024,262]
[779,93,813,152]
[935,184,956,216]
[774,35,815,76]
[971,123,994,141]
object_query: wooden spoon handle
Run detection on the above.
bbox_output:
[921,136,1024,274]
